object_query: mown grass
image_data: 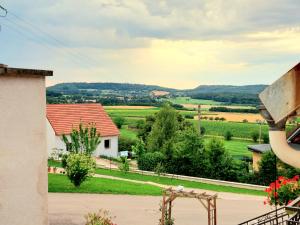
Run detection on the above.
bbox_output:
[48,160,264,196]
[95,168,265,196]
[48,173,162,196]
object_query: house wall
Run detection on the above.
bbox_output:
[0,74,48,225]
[94,135,119,158]
[252,152,262,172]
[46,121,119,158]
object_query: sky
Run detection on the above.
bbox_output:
[0,0,299,89]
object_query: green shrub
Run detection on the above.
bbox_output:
[224,131,233,141]
[61,154,69,169]
[263,134,269,144]
[113,117,125,129]
[251,132,259,142]
[118,137,137,152]
[119,157,129,173]
[137,152,164,171]
[65,153,96,187]
[184,114,194,119]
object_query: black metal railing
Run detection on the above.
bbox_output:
[238,197,300,225]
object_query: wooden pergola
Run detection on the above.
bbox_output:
[160,188,218,225]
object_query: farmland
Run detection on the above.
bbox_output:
[169,97,220,105]
[106,104,296,159]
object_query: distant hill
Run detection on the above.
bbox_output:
[47,82,177,94]
[47,82,268,106]
[48,82,267,95]
[186,85,267,95]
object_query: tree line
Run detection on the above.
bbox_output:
[131,104,299,185]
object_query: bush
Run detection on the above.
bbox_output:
[118,157,129,173]
[118,137,137,152]
[113,117,125,129]
[65,153,96,187]
[224,131,233,141]
[184,114,194,119]
[200,127,206,135]
[154,162,165,176]
[137,152,165,171]
[251,131,259,142]
[264,175,300,206]
[85,209,117,225]
[263,134,269,144]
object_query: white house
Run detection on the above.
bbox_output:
[46,103,119,158]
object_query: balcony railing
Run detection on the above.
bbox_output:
[238,197,300,225]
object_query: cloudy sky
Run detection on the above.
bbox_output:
[0,0,299,89]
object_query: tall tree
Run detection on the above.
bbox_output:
[207,138,237,181]
[146,104,179,152]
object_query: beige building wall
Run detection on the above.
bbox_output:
[252,152,262,172]
[0,67,51,225]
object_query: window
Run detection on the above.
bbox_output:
[104,139,110,149]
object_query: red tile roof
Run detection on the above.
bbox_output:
[47,104,119,137]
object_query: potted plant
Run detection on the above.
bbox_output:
[264,175,300,206]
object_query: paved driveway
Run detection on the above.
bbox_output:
[49,193,272,225]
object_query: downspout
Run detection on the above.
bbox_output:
[260,105,300,169]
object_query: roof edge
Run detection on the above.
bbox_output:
[0,65,53,77]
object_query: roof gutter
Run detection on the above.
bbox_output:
[259,63,300,169]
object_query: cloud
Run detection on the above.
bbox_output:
[0,0,300,88]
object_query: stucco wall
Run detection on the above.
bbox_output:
[252,152,262,172]
[0,75,48,225]
[95,136,119,158]
[47,121,119,158]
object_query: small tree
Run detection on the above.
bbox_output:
[65,153,96,187]
[113,116,125,129]
[154,162,165,177]
[132,139,146,158]
[119,157,129,173]
[62,123,101,156]
[224,131,233,141]
[251,131,259,143]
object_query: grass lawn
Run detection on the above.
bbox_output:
[48,173,162,196]
[48,160,264,196]
[95,168,265,196]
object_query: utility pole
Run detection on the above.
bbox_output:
[198,104,201,135]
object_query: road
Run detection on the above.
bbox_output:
[49,193,272,225]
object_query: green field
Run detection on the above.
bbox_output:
[106,108,160,118]
[204,137,252,158]
[190,120,269,139]
[170,97,220,105]
[48,173,162,195]
[121,117,269,140]
[94,168,264,196]
[120,127,139,140]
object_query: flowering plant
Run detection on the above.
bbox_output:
[264,175,300,206]
[85,209,117,225]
